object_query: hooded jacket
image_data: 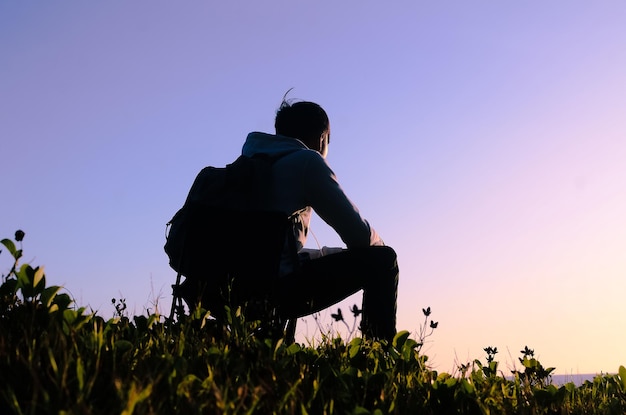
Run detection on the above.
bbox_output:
[241,132,382,263]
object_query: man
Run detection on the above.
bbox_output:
[238,97,399,342]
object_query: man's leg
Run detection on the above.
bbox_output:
[270,245,398,342]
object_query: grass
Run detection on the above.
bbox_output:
[2,231,626,414]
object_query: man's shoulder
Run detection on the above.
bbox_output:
[277,150,334,181]
[278,147,327,166]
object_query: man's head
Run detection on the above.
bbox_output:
[275,99,330,157]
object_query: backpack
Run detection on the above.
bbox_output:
[165,155,301,318]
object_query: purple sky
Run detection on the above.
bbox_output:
[2,2,625,374]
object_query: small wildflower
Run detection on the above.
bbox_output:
[430,321,438,329]
[484,346,498,355]
[484,346,498,363]
[422,307,431,317]
[331,308,343,322]
[350,304,362,317]
[15,230,25,242]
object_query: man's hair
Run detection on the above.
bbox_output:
[275,97,330,144]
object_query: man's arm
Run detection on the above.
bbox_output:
[303,153,383,248]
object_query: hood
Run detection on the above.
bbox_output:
[242,132,309,158]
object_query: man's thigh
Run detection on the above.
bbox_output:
[271,246,396,318]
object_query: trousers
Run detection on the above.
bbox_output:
[179,245,398,342]
[271,245,399,342]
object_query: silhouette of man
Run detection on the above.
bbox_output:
[239,97,399,342]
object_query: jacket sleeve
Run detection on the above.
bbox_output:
[302,153,383,248]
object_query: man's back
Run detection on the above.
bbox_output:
[242,131,382,253]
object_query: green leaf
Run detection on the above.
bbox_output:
[48,348,59,376]
[619,365,626,391]
[63,308,89,329]
[287,343,301,355]
[115,340,134,352]
[33,266,46,292]
[177,374,201,399]
[401,338,420,361]
[16,264,35,298]
[273,338,284,354]
[349,337,363,347]
[460,378,475,395]
[41,285,61,308]
[53,293,73,310]
[0,238,17,258]
[64,309,78,325]
[76,357,85,391]
[349,343,361,359]
[445,376,457,388]
[522,357,538,369]
[147,314,160,328]
[392,330,410,349]
[489,361,498,370]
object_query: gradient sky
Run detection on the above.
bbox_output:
[2,2,625,375]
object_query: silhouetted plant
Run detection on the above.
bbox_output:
[112,297,128,318]
[2,230,626,414]
[474,346,500,378]
[512,345,555,387]
[415,306,438,352]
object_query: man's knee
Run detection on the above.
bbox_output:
[362,245,398,269]
[346,246,398,284]
[378,245,397,263]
